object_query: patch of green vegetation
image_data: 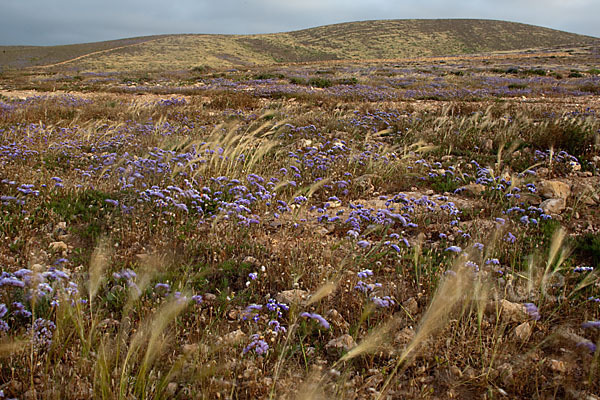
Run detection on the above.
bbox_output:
[574,232,600,265]
[48,189,113,223]
[206,259,254,293]
[508,83,528,89]
[429,174,462,193]
[45,189,116,241]
[336,77,358,85]
[307,77,333,88]
[289,76,306,85]
[191,65,211,74]
[253,72,285,80]
[524,69,547,76]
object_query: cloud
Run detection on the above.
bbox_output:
[0,0,598,45]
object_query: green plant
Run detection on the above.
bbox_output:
[307,77,332,88]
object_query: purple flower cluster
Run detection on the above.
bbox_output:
[300,312,330,329]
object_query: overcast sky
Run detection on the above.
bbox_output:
[1,0,599,46]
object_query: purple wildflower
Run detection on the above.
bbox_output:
[268,320,287,333]
[154,283,171,295]
[357,269,373,278]
[191,295,203,305]
[243,334,269,355]
[357,240,371,248]
[577,341,597,353]
[582,321,600,329]
[300,312,330,329]
[445,246,462,253]
[523,303,540,320]
[506,232,516,243]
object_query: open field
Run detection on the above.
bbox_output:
[1,36,600,399]
[1,19,599,72]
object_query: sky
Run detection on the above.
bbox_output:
[1,0,599,46]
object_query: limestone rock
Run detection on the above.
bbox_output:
[49,241,69,253]
[487,299,528,323]
[276,289,308,305]
[514,321,532,342]
[550,359,567,373]
[326,334,356,353]
[519,193,542,205]
[402,297,418,315]
[243,256,259,266]
[497,362,514,386]
[539,180,571,200]
[222,329,246,345]
[459,183,486,197]
[394,327,415,347]
[53,222,67,238]
[326,309,350,330]
[540,198,566,214]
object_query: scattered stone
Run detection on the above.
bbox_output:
[394,327,415,347]
[459,183,486,197]
[402,297,418,315]
[487,299,528,323]
[317,227,330,236]
[550,359,567,373]
[183,343,199,355]
[243,256,259,266]
[222,329,246,345]
[326,334,356,353]
[537,167,549,177]
[483,138,494,151]
[450,365,462,377]
[97,318,119,330]
[519,193,542,205]
[269,220,283,229]
[355,176,375,195]
[514,321,532,342]
[540,198,566,214]
[497,362,514,386]
[539,180,571,200]
[326,309,350,330]
[49,241,69,253]
[203,293,217,303]
[166,382,178,396]
[53,221,67,237]
[463,366,477,380]
[276,289,308,305]
[300,139,312,148]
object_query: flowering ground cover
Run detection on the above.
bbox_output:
[0,51,600,398]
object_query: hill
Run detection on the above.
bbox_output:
[1,19,598,71]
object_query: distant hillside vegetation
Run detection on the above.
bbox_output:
[1,19,598,71]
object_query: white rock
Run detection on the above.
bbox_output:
[514,321,532,342]
[540,198,566,214]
